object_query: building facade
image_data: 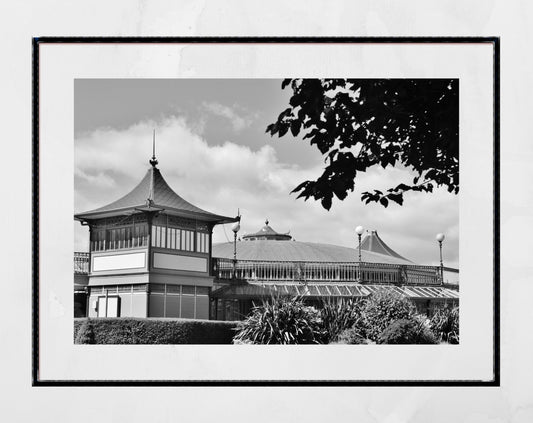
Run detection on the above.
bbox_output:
[74,153,237,319]
[210,221,459,320]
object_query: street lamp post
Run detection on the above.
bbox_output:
[436,233,445,284]
[231,219,241,280]
[355,225,364,283]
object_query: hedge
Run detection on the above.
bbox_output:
[74,318,239,344]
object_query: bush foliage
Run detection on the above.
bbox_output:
[233,297,325,344]
[377,318,438,344]
[232,291,447,345]
[74,294,459,345]
[429,306,459,344]
[333,327,370,345]
[359,289,417,341]
[74,318,238,344]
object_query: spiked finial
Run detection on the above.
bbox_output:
[149,129,158,167]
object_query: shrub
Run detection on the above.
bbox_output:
[333,327,371,345]
[319,298,364,343]
[233,297,325,344]
[377,318,438,344]
[360,289,417,341]
[75,318,95,344]
[430,306,459,344]
[73,318,238,344]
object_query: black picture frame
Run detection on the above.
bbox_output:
[32,36,500,387]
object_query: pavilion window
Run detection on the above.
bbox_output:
[196,232,202,253]
[125,227,131,249]
[161,226,166,248]
[196,232,209,253]
[169,228,175,249]
[97,230,103,251]
[151,225,157,247]
[181,229,194,252]
[188,230,194,251]
[106,229,114,250]
[91,229,106,252]
[134,226,139,247]
[175,229,181,250]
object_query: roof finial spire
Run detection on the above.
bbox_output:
[149,129,158,167]
[265,218,269,226]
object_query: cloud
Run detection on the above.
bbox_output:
[74,115,459,268]
[201,102,255,132]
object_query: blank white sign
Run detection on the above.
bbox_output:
[92,252,146,272]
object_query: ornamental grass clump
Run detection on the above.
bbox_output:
[232,296,325,344]
[429,306,459,344]
[360,289,417,342]
[319,298,365,343]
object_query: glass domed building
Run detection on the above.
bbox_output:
[210,220,459,321]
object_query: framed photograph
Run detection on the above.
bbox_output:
[33,37,499,385]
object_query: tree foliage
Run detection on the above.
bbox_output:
[266,79,459,209]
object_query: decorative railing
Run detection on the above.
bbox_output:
[73,252,459,286]
[74,252,90,275]
[212,258,454,286]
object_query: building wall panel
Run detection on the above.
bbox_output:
[153,252,207,273]
[165,295,180,318]
[196,296,209,320]
[131,293,148,317]
[149,294,165,317]
[120,294,132,317]
[181,296,195,318]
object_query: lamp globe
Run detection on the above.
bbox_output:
[231,222,241,233]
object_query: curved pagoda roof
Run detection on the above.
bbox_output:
[75,160,237,224]
[242,219,292,241]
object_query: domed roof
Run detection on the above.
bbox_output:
[242,219,292,241]
[212,239,412,265]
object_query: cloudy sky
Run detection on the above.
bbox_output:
[74,79,459,268]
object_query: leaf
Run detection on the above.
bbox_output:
[265,123,277,135]
[388,193,404,206]
[379,197,389,207]
[290,120,300,137]
[321,195,332,211]
[281,79,292,89]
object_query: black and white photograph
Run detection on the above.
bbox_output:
[73,78,460,346]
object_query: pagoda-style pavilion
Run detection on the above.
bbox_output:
[75,147,238,319]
